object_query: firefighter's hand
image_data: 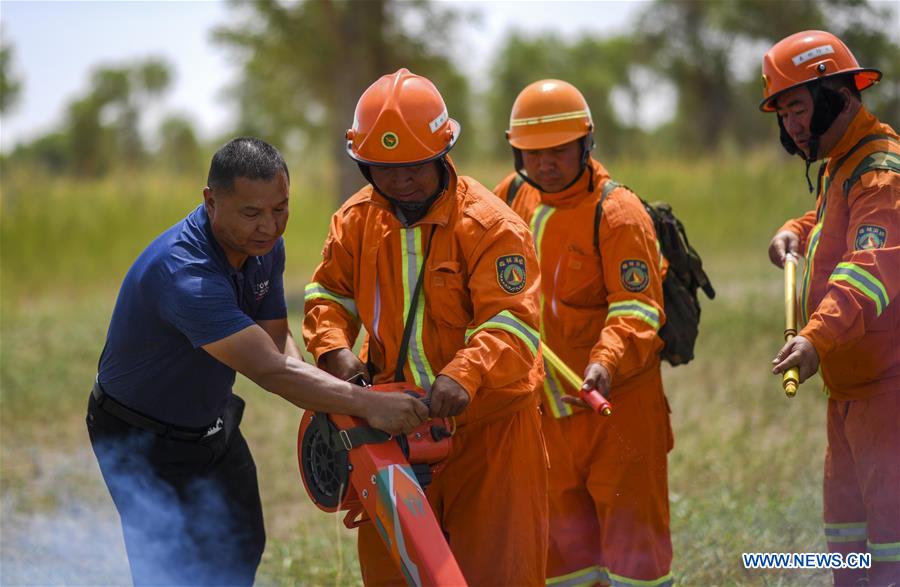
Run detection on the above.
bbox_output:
[768,230,800,268]
[319,348,368,383]
[772,335,819,383]
[362,392,429,436]
[563,362,611,408]
[428,375,470,418]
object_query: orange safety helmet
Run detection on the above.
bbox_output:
[760,30,881,112]
[346,68,460,166]
[506,79,593,150]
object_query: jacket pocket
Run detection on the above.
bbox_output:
[426,261,472,328]
[556,246,605,308]
[557,302,604,349]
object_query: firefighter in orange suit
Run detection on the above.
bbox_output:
[765,31,899,587]
[494,80,674,587]
[303,69,548,586]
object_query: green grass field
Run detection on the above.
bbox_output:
[1,153,834,585]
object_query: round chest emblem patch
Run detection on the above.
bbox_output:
[621,259,650,292]
[381,132,399,150]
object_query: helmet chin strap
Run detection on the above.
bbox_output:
[513,133,596,194]
[777,81,846,194]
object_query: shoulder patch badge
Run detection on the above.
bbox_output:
[855,225,886,250]
[496,254,527,294]
[621,259,650,292]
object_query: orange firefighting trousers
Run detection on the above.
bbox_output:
[541,368,673,587]
[357,402,549,586]
[824,385,900,586]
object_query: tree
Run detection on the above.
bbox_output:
[215,0,471,202]
[487,32,640,160]
[0,31,22,115]
[634,0,899,152]
[64,57,173,175]
[158,114,202,174]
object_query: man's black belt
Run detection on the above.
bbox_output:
[91,380,215,442]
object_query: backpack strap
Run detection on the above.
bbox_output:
[842,138,900,198]
[593,179,620,255]
[825,133,898,197]
[506,175,525,206]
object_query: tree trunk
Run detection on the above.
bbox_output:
[326,0,389,203]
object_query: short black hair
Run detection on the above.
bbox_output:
[207,137,290,192]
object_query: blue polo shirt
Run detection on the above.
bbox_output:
[98,204,287,427]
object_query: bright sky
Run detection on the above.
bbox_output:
[0,1,648,152]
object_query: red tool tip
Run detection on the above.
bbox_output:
[581,389,612,415]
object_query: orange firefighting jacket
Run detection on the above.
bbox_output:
[304,158,543,427]
[777,107,899,401]
[494,158,666,418]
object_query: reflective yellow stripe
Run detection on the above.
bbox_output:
[304,282,358,318]
[543,357,573,418]
[510,109,590,127]
[466,310,539,356]
[801,189,829,322]
[607,299,661,330]
[868,540,900,562]
[801,222,823,322]
[530,204,573,418]
[606,569,674,587]
[547,565,607,587]
[531,205,555,334]
[824,521,867,543]
[530,204,556,253]
[401,228,434,391]
[829,262,889,316]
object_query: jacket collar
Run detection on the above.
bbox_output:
[826,106,881,164]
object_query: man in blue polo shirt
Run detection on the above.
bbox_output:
[87,137,428,586]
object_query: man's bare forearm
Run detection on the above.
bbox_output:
[248,354,366,415]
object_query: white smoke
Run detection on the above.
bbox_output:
[1,446,131,585]
[2,436,258,586]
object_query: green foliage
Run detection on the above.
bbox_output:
[0,28,22,115]
[487,32,638,159]
[214,0,473,200]
[6,0,898,184]
[9,57,176,176]
[158,114,204,174]
[632,0,899,150]
[486,0,899,160]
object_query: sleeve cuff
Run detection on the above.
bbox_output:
[799,321,836,359]
[776,223,807,252]
[588,348,619,381]
[439,358,484,399]
[308,330,353,363]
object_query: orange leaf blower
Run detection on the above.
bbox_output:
[297,382,467,586]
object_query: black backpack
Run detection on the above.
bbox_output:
[504,174,715,366]
[595,180,715,366]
